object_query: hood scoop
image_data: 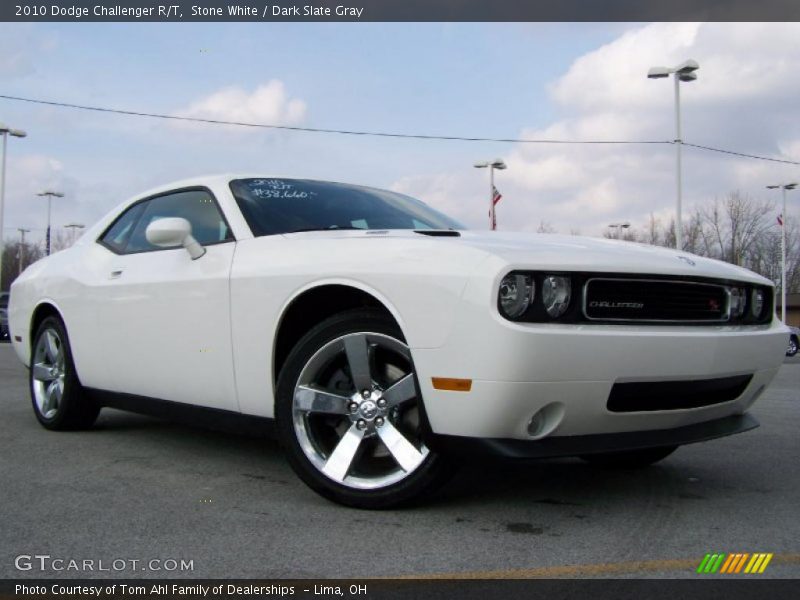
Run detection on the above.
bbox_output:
[414,230,461,237]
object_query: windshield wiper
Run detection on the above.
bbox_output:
[287,226,364,233]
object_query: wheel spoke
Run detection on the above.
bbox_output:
[42,381,58,414]
[344,334,373,392]
[377,420,425,472]
[322,423,365,482]
[382,374,417,409]
[32,362,57,382]
[44,330,60,363]
[295,385,350,415]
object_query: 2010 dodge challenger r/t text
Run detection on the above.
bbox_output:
[7,175,789,507]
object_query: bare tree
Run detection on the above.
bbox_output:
[1,239,44,291]
[700,192,774,266]
[536,220,557,234]
[605,190,799,293]
[49,230,75,254]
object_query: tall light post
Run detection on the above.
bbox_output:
[608,222,631,240]
[37,190,64,256]
[767,183,797,323]
[17,227,30,276]
[0,123,27,291]
[474,158,506,230]
[64,222,85,245]
[648,59,699,251]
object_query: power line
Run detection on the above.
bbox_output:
[1,94,799,166]
[683,142,800,166]
[0,94,667,145]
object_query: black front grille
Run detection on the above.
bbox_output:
[584,278,728,322]
[607,375,753,412]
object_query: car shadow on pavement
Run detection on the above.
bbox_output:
[84,408,743,512]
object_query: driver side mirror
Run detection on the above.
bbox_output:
[145,217,206,260]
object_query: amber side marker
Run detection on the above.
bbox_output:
[432,377,472,392]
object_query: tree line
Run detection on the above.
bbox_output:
[599,192,799,296]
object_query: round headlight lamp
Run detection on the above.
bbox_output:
[498,273,533,319]
[542,275,572,318]
[729,287,746,318]
[751,288,765,318]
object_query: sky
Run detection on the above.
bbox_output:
[1,21,799,246]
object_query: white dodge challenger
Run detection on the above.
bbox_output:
[8,175,789,508]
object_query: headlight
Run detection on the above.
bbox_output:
[751,288,765,318]
[498,273,533,319]
[542,275,571,318]
[729,287,746,318]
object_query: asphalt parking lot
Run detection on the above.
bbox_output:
[1,342,798,579]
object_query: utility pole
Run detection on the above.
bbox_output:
[17,228,30,276]
[37,190,65,255]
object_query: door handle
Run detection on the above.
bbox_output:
[109,270,123,279]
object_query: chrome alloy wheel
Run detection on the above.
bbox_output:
[292,332,429,490]
[32,327,66,419]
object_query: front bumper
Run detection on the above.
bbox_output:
[412,303,787,441]
[427,413,759,460]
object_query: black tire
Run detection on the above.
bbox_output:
[787,335,798,358]
[579,445,678,468]
[30,315,99,430]
[275,309,454,509]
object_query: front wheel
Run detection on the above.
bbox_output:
[787,335,798,357]
[580,445,678,468]
[275,310,453,509]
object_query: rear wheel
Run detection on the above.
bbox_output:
[276,309,453,508]
[30,316,99,430]
[580,445,678,468]
[788,335,798,357]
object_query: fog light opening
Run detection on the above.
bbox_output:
[526,402,565,439]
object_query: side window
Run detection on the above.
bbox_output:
[125,189,233,253]
[100,202,145,253]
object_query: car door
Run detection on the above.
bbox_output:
[85,187,239,411]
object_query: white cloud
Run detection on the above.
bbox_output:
[394,23,800,236]
[174,80,307,131]
[2,155,89,247]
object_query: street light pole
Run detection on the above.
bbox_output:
[0,123,27,291]
[474,158,507,230]
[17,227,30,276]
[767,183,797,323]
[608,222,631,240]
[648,59,699,251]
[64,223,85,245]
[674,73,683,251]
[37,190,65,256]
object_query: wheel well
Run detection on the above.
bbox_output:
[30,302,62,344]
[273,285,397,385]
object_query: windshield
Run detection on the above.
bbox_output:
[229,178,463,236]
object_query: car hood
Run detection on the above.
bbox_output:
[286,229,772,285]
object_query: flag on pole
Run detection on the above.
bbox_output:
[492,185,502,207]
[490,185,502,230]
[777,213,783,226]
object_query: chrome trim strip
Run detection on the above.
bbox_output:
[582,277,732,323]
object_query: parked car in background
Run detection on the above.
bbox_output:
[787,326,800,357]
[7,175,791,508]
[0,292,9,342]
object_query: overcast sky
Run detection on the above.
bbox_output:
[1,22,798,244]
